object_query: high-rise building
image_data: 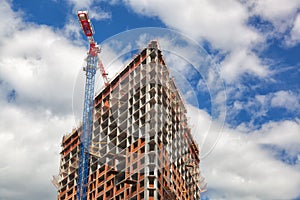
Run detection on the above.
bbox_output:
[56,41,205,200]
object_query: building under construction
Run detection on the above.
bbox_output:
[56,41,205,200]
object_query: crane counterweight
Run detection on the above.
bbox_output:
[77,11,94,37]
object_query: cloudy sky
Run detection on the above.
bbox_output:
[0,0,300,200]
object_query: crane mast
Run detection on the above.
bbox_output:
[76,11,107,200]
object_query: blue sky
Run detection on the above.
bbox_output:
[0,0,300,200]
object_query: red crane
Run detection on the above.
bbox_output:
[77,10,108,200]
[78,11,109,85]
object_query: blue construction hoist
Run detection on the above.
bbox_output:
[76,11,109,200]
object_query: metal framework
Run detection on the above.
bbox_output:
[77,54,97,200]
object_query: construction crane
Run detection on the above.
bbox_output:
[76,10,108,200]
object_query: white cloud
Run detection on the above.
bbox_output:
[63,17,83,42]
[248,0,300,34]
[224,90,300,127]
[123,0,270,83]
[89,8,111,21]
[187,104,212,149]
[66,0,111,21]
[190,103,300,199]
[286,14,300,46]
[254,119,300,151]
[0,24,86,115]
[0,1,85,199]
[124,0,261,51]
[184,88,300,199]
[0,100,75,200]
[66,0,94,12]
[0,0,22,40]
[256,90,300,114]
[247,0,300,47]
[271,90,300,112]
[221,48,269,82]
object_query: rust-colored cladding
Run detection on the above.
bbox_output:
[57,41,203,200]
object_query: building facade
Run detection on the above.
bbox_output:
[57,41,204,200]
